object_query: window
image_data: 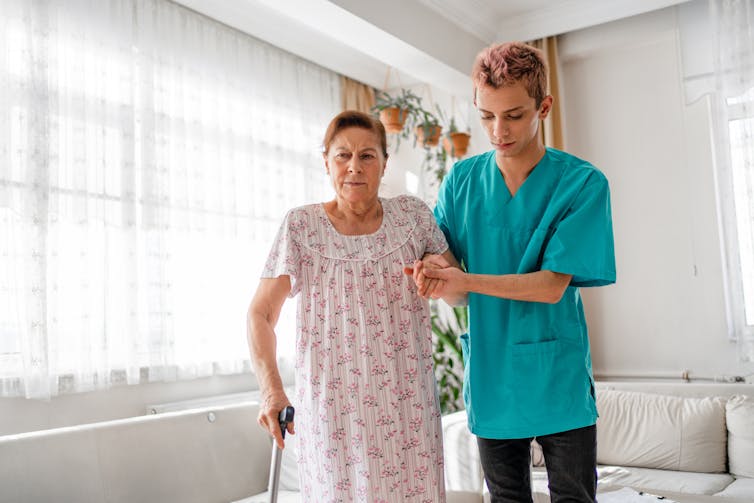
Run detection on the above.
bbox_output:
[679,0,754,359]
[727,94,754,326]
[0,0,340,397]
[718,86,754,340]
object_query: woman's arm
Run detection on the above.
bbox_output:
[247,275,294,448]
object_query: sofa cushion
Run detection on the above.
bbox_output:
[714,477,754,498]
[596,389,726,473]
[726,394,754,478]
[595,465,734,495]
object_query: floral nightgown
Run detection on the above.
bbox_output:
[262,194,448,503]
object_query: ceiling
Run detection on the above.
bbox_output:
[174,0,692,98]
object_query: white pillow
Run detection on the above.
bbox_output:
[596,389,726,473]
[726,394,754,478]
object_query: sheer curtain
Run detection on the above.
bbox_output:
[340,76,375,114]
[0,0,339,398]
[710,0,754,361]
[680,0,754,361]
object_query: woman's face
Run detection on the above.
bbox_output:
[324,127,386,205]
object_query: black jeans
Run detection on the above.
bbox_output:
[477,425,597,503]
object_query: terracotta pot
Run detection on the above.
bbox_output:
[378,107,407,134]
[443,132,471,157]
[415,125,442,147]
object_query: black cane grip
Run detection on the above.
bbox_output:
[278,406,294,439]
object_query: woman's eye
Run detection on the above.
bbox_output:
[361,153,375,160]
[336,153,350,160]
[507,115,523,120]
[480,114,494,121]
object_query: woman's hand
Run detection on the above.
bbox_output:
[405,251,468,305]
[404,254,451,299]
[258,388,294,449]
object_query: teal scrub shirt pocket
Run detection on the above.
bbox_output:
[508,336,592,432]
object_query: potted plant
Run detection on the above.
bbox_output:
[442,116,471,158]
[414,108,443,148]
[431,304,467,414]
[371,88,423,138]
[422,141,449,184]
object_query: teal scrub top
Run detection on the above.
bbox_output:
[434,147,616,439]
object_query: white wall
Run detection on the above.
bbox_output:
[559,7,754,380]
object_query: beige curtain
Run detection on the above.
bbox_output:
[340,75,376,113]
[529,37,564,150]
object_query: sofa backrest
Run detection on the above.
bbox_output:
[596,389,728,473]
[595,381,754,398]
[726,394,754,478]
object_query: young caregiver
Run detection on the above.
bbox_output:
[409,41,616,503]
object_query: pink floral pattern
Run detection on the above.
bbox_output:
[263,195,448,503]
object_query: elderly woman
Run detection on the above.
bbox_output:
[247,110,456,502]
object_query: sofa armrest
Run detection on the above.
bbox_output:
[0,402,271,503]
[442,411,485,495]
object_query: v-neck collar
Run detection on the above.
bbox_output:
[491,150,547,203]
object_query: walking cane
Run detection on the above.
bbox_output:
[268,405,295,503]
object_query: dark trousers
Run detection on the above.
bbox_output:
[477,425,597,503]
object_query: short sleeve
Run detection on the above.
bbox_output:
[417,198,448,256]
[433,169,463,265]
[261,209,302,296]
[541,172,616,287]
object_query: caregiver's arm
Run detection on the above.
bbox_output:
[247,276,294,448]
[423,267,572,304]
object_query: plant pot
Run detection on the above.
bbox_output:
[378,107,407,134]
[415,125,442,147]
[443,132,471,158]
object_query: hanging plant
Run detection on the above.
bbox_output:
[379,107,407,134]
[444,132,471,158]
[422,141,449,184]
[442,117,471,158]
[371,89,424,141]
[416,125,442,147]
[415,108,442,148]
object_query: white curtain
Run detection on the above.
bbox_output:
[679,0,754,361]
[710,0,754,361]
[0,0,339,398]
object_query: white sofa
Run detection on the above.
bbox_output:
[0,401,272,503]
[441,381,754,503]
[2,381,752,503]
